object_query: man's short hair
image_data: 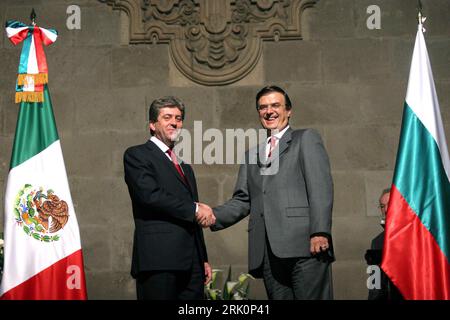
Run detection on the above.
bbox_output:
[255,85,292,111]
[148,96,186,123]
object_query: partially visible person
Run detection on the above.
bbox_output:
[365,187,403,300]
[124,96,214,300]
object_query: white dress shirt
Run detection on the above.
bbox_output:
[266,125,290,157]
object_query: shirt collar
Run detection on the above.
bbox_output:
[150,136,170,153]
[267,125,290,142]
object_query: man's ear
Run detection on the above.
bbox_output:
[149,122,155,133]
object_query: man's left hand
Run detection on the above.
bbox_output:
[204,262,212,284]
[310,236,329,255]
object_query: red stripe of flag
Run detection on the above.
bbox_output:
[381,185,450,299]
[0,250,87,300]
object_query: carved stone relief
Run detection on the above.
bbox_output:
[100,0,317,86]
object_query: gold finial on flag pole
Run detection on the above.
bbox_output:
[30,8,36,26]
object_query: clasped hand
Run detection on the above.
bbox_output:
[195,202,216,228]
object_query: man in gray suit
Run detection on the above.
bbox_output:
[210,85,334,300]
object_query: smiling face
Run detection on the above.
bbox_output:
[257,92,292,133]
[149,107,183,147]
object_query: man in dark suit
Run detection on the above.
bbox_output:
[210,86,334,299]
[124,96,214,300]
[365,188,403,300]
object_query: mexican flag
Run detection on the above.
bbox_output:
[381,24,450,299]
[0,86,87,299]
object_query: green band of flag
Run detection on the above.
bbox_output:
[10,85,59,169]
[394,102,450,261]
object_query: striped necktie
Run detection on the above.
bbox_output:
[268,136,277,158]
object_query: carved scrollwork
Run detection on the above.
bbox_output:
[99,0,318,85]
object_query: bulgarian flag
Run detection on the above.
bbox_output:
[381,23,450,299]
[0,24,87,299]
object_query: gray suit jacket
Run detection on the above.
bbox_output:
[212,127,334,275]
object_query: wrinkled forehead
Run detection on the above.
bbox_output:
[158,106,182,117]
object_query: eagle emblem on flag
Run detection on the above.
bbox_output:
[14,184,69,242]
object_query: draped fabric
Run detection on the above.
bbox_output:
[381,25,450,300]
[5,20,57,103]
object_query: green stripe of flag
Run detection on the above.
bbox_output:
[394,102,450,261]
[10,85,59,169]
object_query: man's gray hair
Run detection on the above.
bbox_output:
[148,96,186,123]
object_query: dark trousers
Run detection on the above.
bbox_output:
[136,244,205,300]
[262,237,333,300]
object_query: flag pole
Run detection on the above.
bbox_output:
[30,8,36,26]
[417,0,426,27]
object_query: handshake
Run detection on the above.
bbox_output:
[195,202,216,228]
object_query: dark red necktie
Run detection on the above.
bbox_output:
[167,149,188,185]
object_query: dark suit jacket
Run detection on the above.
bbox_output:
[212,128,334,276]
[366,231,403,300]
[124,140,208,278]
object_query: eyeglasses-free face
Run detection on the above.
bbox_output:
[149,107,183,147]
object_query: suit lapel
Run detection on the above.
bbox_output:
[256,127,293,167]
[146,141,193,194]
[180,161,194,195]
[256,141,267,165]
[270,128,292,163]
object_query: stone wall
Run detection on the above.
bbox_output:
[0,0,449,299]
